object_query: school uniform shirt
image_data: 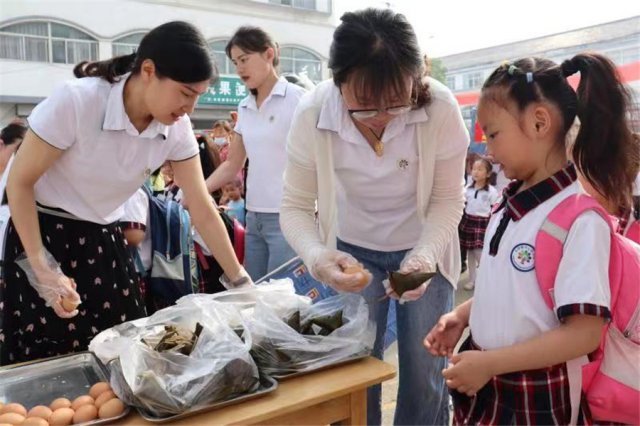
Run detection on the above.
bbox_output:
[317,83,468,252]
[120,188,152,271]
[235,77,305,213]
[463,185,500,218]
[28,74,199,225]
[470,164,611,350]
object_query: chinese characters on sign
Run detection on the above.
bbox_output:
[198,76,247,106]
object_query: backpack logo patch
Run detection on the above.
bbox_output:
[511,243,535,272]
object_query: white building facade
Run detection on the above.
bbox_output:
[0,0,336,128]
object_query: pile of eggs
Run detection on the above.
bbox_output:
[0,382,125,425]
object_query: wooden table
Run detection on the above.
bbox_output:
[119,357,396,425]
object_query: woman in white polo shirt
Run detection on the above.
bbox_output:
[2,21,251,365]
[280,9,469,425]
[205,26,305,280]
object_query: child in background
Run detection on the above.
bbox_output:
[425,53,638,424]
[458,157,499,290]
[221,178,245,226]
[210,120,233,162]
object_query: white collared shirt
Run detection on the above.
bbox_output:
[469,182,611,349]
[235,77,305,213]
[318,85,429,251]
[464,184,500,217]
[28,75,198,224]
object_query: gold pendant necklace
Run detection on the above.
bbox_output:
[368,127,384,157]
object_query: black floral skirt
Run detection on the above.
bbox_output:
[0,208,146,365]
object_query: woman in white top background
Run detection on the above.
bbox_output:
[205,26,305,280]
[280,8,469,425]
[2,21,249,365]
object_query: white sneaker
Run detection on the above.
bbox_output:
[464,281,475,291]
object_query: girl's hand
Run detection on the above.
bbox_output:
[424,311,467,357]
[442,350,494,396]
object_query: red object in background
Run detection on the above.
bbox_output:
[474,120,485,143]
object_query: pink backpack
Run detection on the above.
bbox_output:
[535,194,640,425]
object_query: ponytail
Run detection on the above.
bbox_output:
[74,52,136,83]
[565,53,640,211]
[73,21,215,85]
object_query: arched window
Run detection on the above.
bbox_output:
[279,46,322,83]
[0,21,97,64]
[112,32,146,57]
[209,39,233,75]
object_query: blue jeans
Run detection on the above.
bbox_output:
[244,211,296,281]
[337,239,454,426]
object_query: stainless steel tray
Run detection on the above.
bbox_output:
[270,353,369,380]
[136,375,278,423]
[0,351,130,425]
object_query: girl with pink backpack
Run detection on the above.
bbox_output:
[425,53,639,425]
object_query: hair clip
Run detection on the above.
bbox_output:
[508,65,518,76]
[526,72,534,83]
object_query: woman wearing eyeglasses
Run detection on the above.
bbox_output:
[280,8,469,425]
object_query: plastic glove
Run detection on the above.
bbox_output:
[219,266,254,290]
[385,254,435,304]
[308,248,371,293]
[15,249,81,319]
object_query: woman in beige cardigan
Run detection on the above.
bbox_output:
[280,8,469,426]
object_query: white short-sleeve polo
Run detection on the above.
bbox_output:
[28,74,198,224]
[464,185,500,217]
[235,77,305,213]
[317,83,468,252]
[469,182,611,350]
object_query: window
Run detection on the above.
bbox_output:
[463,72,483,90]
[268,0,331,13]
[209,39,233,75]
[0,21,97,64]
[446,76,456,91]
[279,46,322,83]
[112,32,146,57]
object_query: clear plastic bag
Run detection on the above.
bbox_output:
[246,293,376,377]
[93,300,259,417]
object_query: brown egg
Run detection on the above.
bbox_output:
[342,264,370,286]
[60,296,79,313]
[97,398,124,419]
[49,407,74,426]
[0,412,26,425]
[1,402,27,416]
[23,417,50,426]
[72,404,97,424]
[93,391,115,409]
[49,398,72,411]
[88,382,111,400]
[70,395,94,411]
[27,405,53,419]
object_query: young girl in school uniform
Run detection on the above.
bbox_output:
[458,157,499,290]
[2,21,251,365]
[425,53,639,425]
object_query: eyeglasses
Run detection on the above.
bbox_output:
[347,105,413,120]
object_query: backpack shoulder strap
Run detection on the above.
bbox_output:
[535,193,615,310]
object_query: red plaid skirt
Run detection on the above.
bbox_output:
[459,213,490,250]
[452,336,594,425]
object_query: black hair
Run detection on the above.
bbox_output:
[196,134,221,180]
[225,26,279,67]
[0,121,27,146]
[74,21,216,84]
[481,53,640,212]
[329,8,430,109]
[467,157,493,189]
[226,26,279,97]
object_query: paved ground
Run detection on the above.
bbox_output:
[381,270,473,425]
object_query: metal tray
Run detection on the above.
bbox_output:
[270,353,369,380]
[0,351,130,425]
[136,375,278,423]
